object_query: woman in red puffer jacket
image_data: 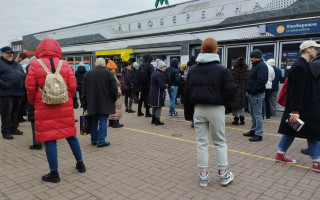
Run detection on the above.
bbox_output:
[25,38,85,183]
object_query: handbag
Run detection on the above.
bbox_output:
[80,111,90,135]
[277,78,287,107]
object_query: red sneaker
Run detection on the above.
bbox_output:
[312,161,320,172]
[275,153,297,164]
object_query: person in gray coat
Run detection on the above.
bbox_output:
[82,58,118,148]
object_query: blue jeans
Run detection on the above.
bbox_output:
[168,86,178,114]
[247,92,265,136]
[90,114,109,146]
[45,136,83,171]
[278,135,320,159]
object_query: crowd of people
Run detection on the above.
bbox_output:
[1,37,320,186]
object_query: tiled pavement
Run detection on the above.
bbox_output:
[1,101,320,200]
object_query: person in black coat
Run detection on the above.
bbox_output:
[149,61,168,125]
[131,62,140,103]
[229,57,249,125]
[275,41,320,172]
[243,49,268,142]
[137,54,154,117]
[75,62,87,107]
[184,38,236,187]
[26,56,42,150]
[82,58,118,147]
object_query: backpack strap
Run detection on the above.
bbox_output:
[55,60,64,74]
[37,59,51,74]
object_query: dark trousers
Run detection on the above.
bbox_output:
[18,93,27,120]
[0,96,23,135]
[138,88,150,112]
[124,92,134,109]
[31,122,41,145]
[264,89,272,119]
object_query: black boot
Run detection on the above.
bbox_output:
[112,120,124,128]
[137,102,144,116]
[29,144,42,150]
[155,118,164,126]
[301,148,309,155]
[232,116,240,125]
[249,135,262,142]
[76,161,86,173]
[145,108,152,117]
[108,120,114,127]
[2,132,14,140]
[151,116,156,124]
[12,129,23,135]
[240,116,245,125]
[243,130,255,137]
[127,108,135,113]
[42,170,60,183]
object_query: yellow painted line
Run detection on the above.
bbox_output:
[160,116,306,141]
[122,127,311,170]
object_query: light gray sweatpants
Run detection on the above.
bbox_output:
[194,104,228,170]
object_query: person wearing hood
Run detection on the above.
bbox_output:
[75,61,87,108]
[167,58,180,116]
[267,58,282,118]
[25,38,86,183]
[0,46,25,140]
[229,57,249,125]
[184,38,236,187]
[137,54,154,117]
[243,49,268,142]
[264,60,275,120]
[149,61,168,125]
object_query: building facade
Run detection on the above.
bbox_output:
[23,0,320,79]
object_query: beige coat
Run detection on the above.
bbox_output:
[109,75,122,120]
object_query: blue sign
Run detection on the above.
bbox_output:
[267,19,320,36]
[75,64,90,71]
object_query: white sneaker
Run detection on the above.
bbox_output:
[199,173,211,187]
[219,171,234,186]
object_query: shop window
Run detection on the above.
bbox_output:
[280,43,301,83]
[252,44,275,61]
[227,46,247,69]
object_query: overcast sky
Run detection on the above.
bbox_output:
[0,0,188,48]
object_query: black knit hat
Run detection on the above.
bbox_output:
[250,49,262,59]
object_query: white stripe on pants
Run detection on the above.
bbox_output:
[194,104,228,170]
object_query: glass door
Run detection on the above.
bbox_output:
[226,45,248,69]
[280,42,302,83]
[251,43,276,62]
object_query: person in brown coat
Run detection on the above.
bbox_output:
[106,59,123,128]
[229,57,249,125]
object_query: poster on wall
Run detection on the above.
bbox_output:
[181,55,189,66]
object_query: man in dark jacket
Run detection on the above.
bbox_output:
[137,54,154,117]
[82,58,118,148]
[167,58,180,116]
[184,38,236,187]
[274,40,320,172]
[0,46,25,139]
[243,49,268,142]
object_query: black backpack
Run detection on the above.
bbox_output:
[138,67,148,84]
[163,67,172,85]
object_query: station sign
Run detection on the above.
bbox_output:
[267,19,320,36]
